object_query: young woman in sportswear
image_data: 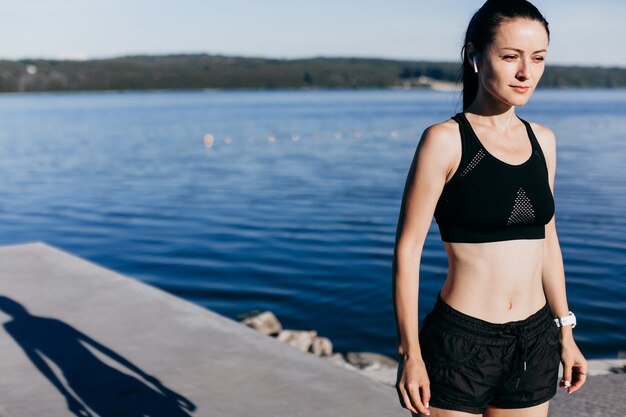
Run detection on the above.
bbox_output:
[392,1,587,416]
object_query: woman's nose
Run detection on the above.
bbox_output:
[516,60,531,81]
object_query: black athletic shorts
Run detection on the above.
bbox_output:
[418,291,561,414]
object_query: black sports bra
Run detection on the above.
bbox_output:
[433,112,555,243]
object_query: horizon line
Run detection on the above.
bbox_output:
[0,52,624,70]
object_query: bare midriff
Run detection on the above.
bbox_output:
[440,238,547,323]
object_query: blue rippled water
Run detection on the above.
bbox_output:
[0,88,624,360]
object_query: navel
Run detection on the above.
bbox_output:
[508,301,513,310]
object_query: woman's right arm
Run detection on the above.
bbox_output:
[392,122,457,415]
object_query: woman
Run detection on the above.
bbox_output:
[392,1,587,416]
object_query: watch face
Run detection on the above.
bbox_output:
[562,313,576,327]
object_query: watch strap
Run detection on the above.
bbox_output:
[554,311,576,328]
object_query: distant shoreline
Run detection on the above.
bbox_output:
[3,84,626,97]
[1,54,625,94]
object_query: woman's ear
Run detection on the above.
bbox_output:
[466,42,476,67]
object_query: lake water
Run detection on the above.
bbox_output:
[0,88,624,360]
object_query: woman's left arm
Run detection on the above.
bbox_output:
[537,124,588,394]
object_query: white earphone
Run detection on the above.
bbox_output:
[472,56,478,73]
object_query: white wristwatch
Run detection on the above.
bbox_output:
[554,311,576,328]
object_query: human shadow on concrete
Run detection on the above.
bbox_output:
[0,295,196,417]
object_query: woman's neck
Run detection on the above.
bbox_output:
[465,91,519,133]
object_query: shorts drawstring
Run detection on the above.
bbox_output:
[501,324,529,388]
[521,332,528,372]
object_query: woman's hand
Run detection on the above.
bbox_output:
[396,355,431,415]
[559,337,588,394]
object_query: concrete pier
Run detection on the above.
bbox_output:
[0,242,401,417]
[0,242,623,417]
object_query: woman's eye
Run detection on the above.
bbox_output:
[533,56,545,62]
[504,55,517,60]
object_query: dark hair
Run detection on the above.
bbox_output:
[460,0,550,110]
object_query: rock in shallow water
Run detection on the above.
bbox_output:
[276,329,318,352]
[241,311,282,335]
[309,336,333,357]
[345,352,399,371]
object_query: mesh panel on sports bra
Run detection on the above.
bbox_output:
[460,149,485,178]
[507,187,536,225]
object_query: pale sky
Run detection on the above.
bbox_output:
[1,0,624,67]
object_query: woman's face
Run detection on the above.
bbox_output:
[476,18,549,107]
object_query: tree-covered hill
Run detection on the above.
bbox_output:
[1,54,624,93]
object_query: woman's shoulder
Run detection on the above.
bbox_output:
[525,119,556,142]
[416,118,461,158]
[526,119,557,151]
[420,117,461,147]
[415,118,462,179]
[525,120,557,170]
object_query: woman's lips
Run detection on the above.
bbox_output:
[511,85,530,93]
